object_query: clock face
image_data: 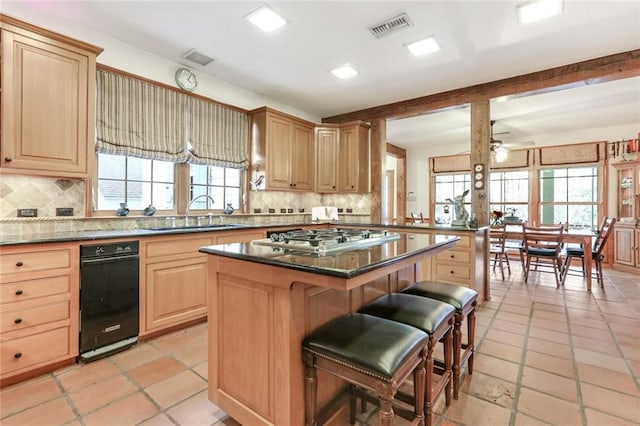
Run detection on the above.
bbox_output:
[175,68,197,91]
[475,173,483,180]
[474,181,484,189]
[474,164,484,172]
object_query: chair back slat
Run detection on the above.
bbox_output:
[593,217,617,256]
[522,224,564,255]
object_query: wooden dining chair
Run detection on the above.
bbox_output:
[410,212,426,224]
[562,217,616,288]
[489,227,510,280]
[522,224,565,287]
[503,223,526,272]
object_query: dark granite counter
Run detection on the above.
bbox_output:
[199,231,459,278]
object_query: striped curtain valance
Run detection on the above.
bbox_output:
[187,97,249,169]
[96,70,189,162]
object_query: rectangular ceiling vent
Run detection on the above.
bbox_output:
[182,49,214,66]
[368,13,413,39]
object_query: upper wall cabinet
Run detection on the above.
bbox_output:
[315,121,370,193]
[251,107,314,191]
[0,15,102,177]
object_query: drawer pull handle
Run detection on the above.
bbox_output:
[450,254,455,258]
[16,261,23,267]
[14,318,22,324]
[14,352,22,359]
[450,270,455,274]
[15,290,23,295]
[5,157,12,162]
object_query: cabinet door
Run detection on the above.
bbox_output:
[1,31,89,175]
[315,128,338,192]
[266,115,293,189]
[613,227,635,266]
[617,165,635,218]
[145,258,207,332]
[636,230,640,268]
[338,124,369,193]
[291,124,314,190]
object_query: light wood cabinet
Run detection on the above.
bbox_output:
[613,223,640,273]
[614,161,640,220]
[0,15,102,177]
[0,243,79,386]
[315,121,370,193]
[251,107,314,191]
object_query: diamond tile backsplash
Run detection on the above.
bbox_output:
[0,178,372,241]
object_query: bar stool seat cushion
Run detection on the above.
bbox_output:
[303,313,428,381]
[357,293,455,334]
[402,281,477,311]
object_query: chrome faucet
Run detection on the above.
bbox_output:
[185,195,214,226]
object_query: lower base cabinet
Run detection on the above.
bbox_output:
[613,223,640,273]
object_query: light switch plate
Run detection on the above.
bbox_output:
[17,208,38,217]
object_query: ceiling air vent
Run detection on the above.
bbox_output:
[182,49,214,66]
[368,13,413,39]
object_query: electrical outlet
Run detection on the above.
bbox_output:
[56,207,74,216]
[17,208,38,217]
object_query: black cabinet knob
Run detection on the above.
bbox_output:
[5,157,12,162]
[14,318,22,324]
[15,290,23,295]
[16,261,23,267]
[14,352,22,359]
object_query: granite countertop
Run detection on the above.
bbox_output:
[199,232,459,279]
[0,221,482,247]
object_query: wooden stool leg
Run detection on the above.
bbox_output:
[452,313,462,400]
[303,353,318,426]
[467,306,477,375]
[425,341,434,426]
[414,353,426,425]
[444,324,453,407]
[378,394,394,426]
[349,385,357,425]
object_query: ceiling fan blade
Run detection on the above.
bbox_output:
[493,131,510,136]
[503,140,535,148]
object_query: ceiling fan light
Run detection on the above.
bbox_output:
[517,0,563,24]
[494,146,508,163]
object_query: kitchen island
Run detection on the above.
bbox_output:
[199,229,460,426]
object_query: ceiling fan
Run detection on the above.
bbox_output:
[457,120,535,159]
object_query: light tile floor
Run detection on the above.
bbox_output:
[1,264,639,425]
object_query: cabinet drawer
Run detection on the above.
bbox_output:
[145,237,212,259]
[435,263,471,281]
[436,250,470,263]
[439,235,470,248]
[1,326,70,375]
[1,300,70,334]
[216,231,265,244]
[0,249,71,275]
[1,275,70,303]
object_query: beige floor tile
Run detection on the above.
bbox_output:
[478,340,523,363]
[616,332,640,349]
[577,363,640,397]
[584,408,636,426]
[0,375,61,418]
[496,304,531,316]
[0,397,76,426]
[620,345,640,362]
[145,369,207,409]
[151,332,201,354]
[524,351,575,378]
[521,366,579,402]
[489,318,529,334]
[110,342,164,370]
[459,372,516,408]
[472,353,520,383]
[128,355,186,388]
[571,335,621,356]
[67,373,138,415]
[568,324,614,341]
[442,392,512,426]
[517,388,582,425]
[513,413,551,426]
[608,321,640,337]
[55,358,121,393]
[530,317,569,333]
[528,326,569,344]
[581,383,640,423]
[138,413,177,426]
[166,390,228,425]
[193,361,208,380]
[82,391,159,426]
[526,336,572,359]
[172,340,208,367]
[573,347,629,374]
[484,328,527,347]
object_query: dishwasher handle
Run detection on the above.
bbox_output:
[81,254,139,265]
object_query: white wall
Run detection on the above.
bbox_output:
[2,3,320,123]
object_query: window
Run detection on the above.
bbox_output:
[97,153,175,211]
[539,166,598,230]
[189,164,242,210]
[489,170,529,222]
[433,173,470,224]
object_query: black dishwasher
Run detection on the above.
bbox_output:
[79,241,139,362]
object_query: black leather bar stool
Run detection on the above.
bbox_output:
[302,313,429,426]
[357,293,455,426]
[402,281,478,399]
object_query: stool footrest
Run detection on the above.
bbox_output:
[353,387,421,424]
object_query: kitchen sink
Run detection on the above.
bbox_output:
[147,224,249,231]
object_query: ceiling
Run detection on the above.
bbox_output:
[5,1,640,150]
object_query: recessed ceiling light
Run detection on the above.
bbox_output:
[245,4,288,33]
[517,0,563,24]
[406,36,441,57]
[330,64,358,79]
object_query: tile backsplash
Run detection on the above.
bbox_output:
[0,175,85,218]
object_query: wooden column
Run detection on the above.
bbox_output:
[370,119,386,223]
[470,101,490,225]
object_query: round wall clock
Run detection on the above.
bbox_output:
[474,164,484,172]
[175,68,197,92]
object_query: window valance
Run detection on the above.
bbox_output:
[96,70,189,162]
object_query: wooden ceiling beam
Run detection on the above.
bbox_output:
[322,49,640,124]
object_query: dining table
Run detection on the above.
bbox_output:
[501,227,596,292]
